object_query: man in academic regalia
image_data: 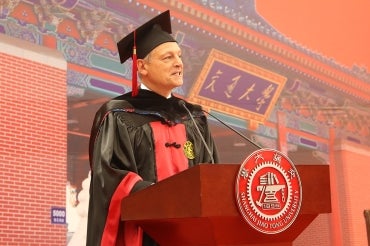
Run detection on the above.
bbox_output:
[86,10,219,246]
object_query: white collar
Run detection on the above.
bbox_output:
[140,84,172,99]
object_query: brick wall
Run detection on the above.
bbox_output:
[332,142,370,246]
[294,140,370,246]
[0,34,67,245]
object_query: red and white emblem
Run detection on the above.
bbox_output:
[235,149,302,234]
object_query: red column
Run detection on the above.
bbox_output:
[329,128,343,245]
[277,111,288,154]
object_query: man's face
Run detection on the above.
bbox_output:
[139,42,183,97]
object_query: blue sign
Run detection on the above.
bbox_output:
[188,49,286,123]
[51,207,66,224]
[199,60,278,115]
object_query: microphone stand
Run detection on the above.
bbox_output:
[203,110,262,150]
[178,100,215,164]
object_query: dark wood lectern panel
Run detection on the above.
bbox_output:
[121,164,331,245]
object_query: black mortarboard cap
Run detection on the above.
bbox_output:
[117,10,176,96]
[117,10,176,63]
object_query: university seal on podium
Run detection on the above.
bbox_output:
[235,149,302,234]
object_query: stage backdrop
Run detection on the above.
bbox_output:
[0,0,370,245]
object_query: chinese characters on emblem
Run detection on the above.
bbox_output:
[241,152,298,211]
[235,149,302,234]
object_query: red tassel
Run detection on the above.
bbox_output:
[132,30,138,97]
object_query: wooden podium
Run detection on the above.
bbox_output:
[121,164,331,245]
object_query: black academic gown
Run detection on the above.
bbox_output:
[86,89,219,246]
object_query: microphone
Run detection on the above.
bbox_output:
[178,100,215,164]
[202,110,262,150]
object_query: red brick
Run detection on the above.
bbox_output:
[0,50,67,245]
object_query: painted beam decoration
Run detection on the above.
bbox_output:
[189,49,287,123]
